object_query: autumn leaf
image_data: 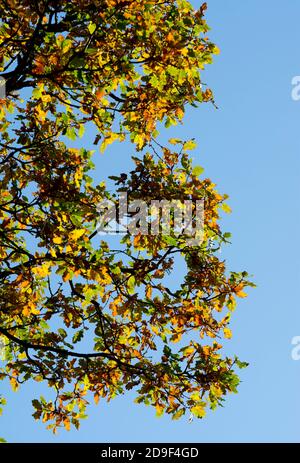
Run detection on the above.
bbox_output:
[192,165,204,177]
[183,140,197,151]
[155,403,164,417]
[69,229,86,241]
[224,328,232,339]
[191,402,206,419]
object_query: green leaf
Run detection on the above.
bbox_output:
[111,266,121,275]
[164,236,177,246]
[7,103,14,114]
[58,328,67,339]
[134,396,144,404]
[66,127,77,141]
[86,48,98,55]
[72,329,84,344]
[62,39,72,53]
[88,23,97,35]
[32,87,42,99]
[164,116,176,128]
[192,165,204,177]
[70,56,85,68]
[78,125,85,138]
[127,276,136,295]
[235,358,249,369]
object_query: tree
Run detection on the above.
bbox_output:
[0,0,254,432]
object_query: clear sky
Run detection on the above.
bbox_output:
[1,0,300,443]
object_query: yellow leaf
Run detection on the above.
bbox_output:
[10,377,19,392]
[171,332,182,343]
[166,32,174,42]
[69,229,86,241]
[133,133,145,150]
[41,94,52,104]
[210,384,222,398]
[222,203,232,214]
[32,264,50,278]
[155,403,164,417]
[50,248,57,257]
[151,325,159,335]
[236,290,247,298]
[100,132,124,153]
[35,106,47,122]
[234,283,248,298]
[224,327,232,339]
[22,301,39,316]
[191,403,206,419]
[169,138,181,145]
[53,236,62,244]
[183,140,197,151]
[183,346,194,357]
[22,306,31,317]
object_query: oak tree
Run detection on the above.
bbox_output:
[0,0,254,432]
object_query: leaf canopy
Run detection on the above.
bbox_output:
[0,0,254,433]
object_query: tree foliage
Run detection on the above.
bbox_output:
[0,0,254,432]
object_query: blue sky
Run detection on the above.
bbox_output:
[1,0,300,443]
